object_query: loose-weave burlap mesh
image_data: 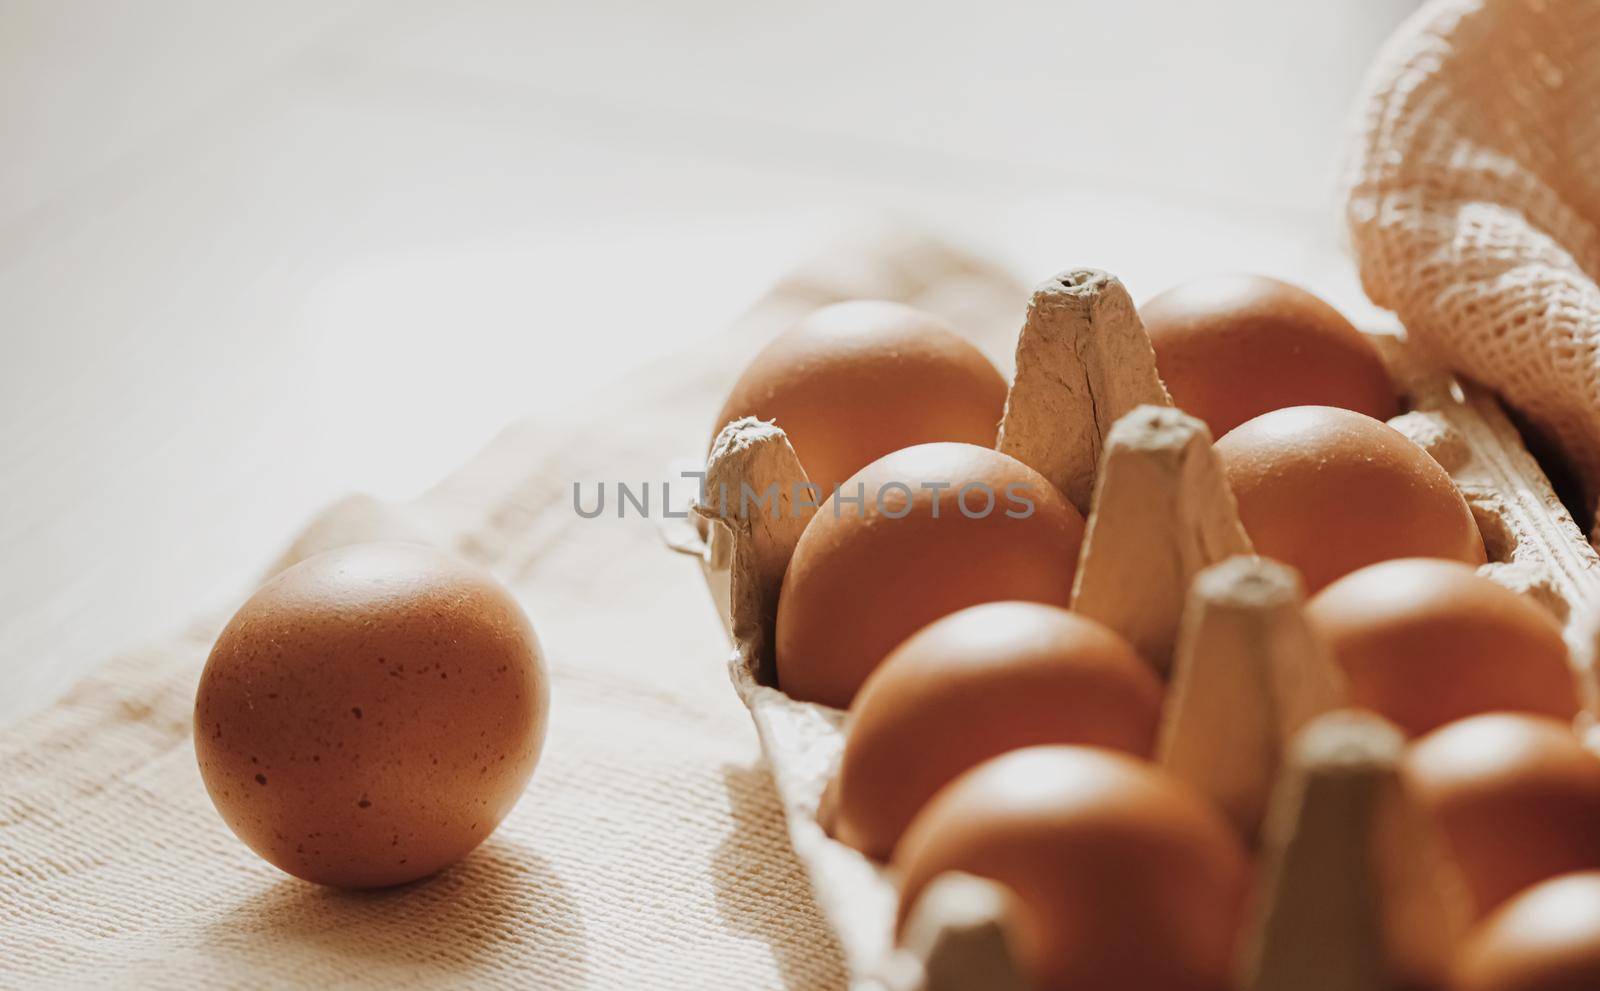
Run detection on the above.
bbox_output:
[1346,0,1600,533]
[0,229,1022,990]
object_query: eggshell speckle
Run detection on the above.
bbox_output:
[1216,405,1485,592]
[893,745,1251,991]
[1142,275,1398,438]
[194,543,549,888]
[712,300,1008,499]
[774,443,1085,708]
[1404,714,1600,917]
[1307,559,1577,737]
[1455,871,1600,991]
[830,602,1161,860]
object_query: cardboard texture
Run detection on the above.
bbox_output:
[683,264,1600,990]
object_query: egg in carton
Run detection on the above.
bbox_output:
[677,268,1600,990]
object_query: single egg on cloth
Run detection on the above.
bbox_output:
[1216,405,1485,592]
[827,601,1161,860]
[893,745,1251,991]
[1306,558,1577,737]
[1403,714,1600,917]
[774,442,1085,708]
[1454,871,1600,991]
[1141,275,1398,438]
[712,300,1008,499]
[194,543,550,888]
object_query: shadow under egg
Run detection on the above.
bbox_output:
[202,838,587,985]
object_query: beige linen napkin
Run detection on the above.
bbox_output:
[1347,0,1600,531]
[0,229,1022,989]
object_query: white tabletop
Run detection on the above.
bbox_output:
[0,0,1420,722]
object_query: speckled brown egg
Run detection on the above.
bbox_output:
[775,443,1085,709]
[830,602,1161,861]
[712,300,1008,499]
[894,746,1251,991]
[1216,406,1485,592]
[1141,275,1398,438]
[1306,559,1577,737]
[194,542,549,888]
[1404,714,1600,917]
[1455,871,1600,991]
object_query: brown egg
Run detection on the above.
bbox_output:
[1306,559,1577,737]
[894,746,1251,991]
[194,543,550,888]
[1404,714,1600,917]
[775,443,1085,708]
[1216,406,1485,592]
[712,300,1008,498]
[1455,871,1600,991]
[830,602,1161,860]
[1141,275,1398,438]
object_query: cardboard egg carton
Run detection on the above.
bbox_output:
[675,268,1600,990]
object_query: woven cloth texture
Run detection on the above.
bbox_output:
[0,230,1021,990]
[1346,0,1600,529]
